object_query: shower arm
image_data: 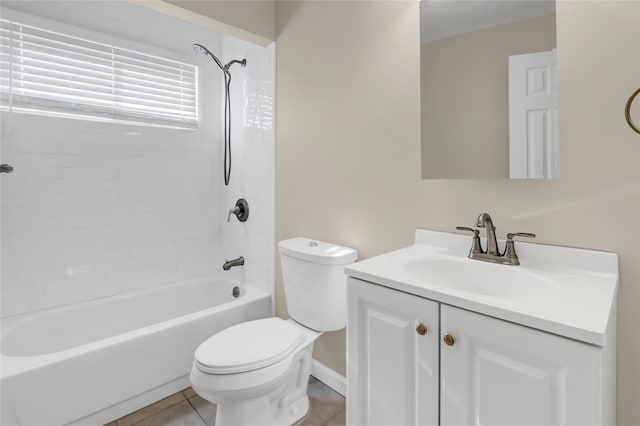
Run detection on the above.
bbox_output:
[224,59,247,71]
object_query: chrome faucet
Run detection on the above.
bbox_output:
[474,213,499,256]
[223,256,244,270]
[457,213,536,265]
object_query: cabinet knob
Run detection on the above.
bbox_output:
[416,323,427,335]
[443,334,456,346]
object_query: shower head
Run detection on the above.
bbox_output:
[192,43,207,55]
[192,42,247,187]
[192,43,247,74]
[192,43,225,72]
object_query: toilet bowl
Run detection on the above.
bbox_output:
[190,318,320,425]
[190,238,357,426]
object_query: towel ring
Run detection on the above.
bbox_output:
[625,88,640,135]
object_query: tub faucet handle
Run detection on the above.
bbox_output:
[227,199,249,222]
[227,207,240,222]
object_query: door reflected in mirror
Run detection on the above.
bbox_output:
[420,0,558,179]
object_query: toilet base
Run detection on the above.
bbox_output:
[213,343,313,426]
[215,393,309,426]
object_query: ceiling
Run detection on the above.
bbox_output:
[421,0,555,43]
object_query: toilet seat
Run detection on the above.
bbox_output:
[194,317,302,375]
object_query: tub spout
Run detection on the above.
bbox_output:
[223,256,244,271]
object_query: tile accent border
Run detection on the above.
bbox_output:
[311,359,346,397]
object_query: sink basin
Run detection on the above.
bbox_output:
[403,257,561,300]
[346,229,619,346]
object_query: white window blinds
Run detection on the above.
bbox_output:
[0,19,198,127]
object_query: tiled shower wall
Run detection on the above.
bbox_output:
[0,15,275,317]
[0,111,224,316]
[218,36,275,299]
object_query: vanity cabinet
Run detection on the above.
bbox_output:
[347,277,439,426]
[347,277,606,426]
[440,303,602,426]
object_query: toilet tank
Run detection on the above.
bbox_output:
[278,238,358,332]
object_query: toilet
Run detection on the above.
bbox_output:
[190,237,358,426]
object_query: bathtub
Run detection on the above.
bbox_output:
[0,278,271,426]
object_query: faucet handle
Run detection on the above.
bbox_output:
[227,206,240,222]
[456,226,483,254]
[456,226,479,236]
[503,232,536,265]
[227,198,249,223]
[506,232,536,240]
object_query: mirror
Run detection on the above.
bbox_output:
[420,1,558,179]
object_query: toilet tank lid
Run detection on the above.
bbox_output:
[278,237,358,265]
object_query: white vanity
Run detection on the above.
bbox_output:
[345,229,618,426]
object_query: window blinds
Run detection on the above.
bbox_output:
[0,19,198,127]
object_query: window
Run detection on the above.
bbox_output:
[0,19,198,128]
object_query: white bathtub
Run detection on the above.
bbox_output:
[0,278,271,426]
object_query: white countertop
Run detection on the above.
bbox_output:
[345,229,619,346]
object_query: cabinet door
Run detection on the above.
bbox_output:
[347,278,439,426]
[440,305,603,426]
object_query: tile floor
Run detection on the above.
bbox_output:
[106,377,345,426]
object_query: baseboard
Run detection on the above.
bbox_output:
[310,359,346,397]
